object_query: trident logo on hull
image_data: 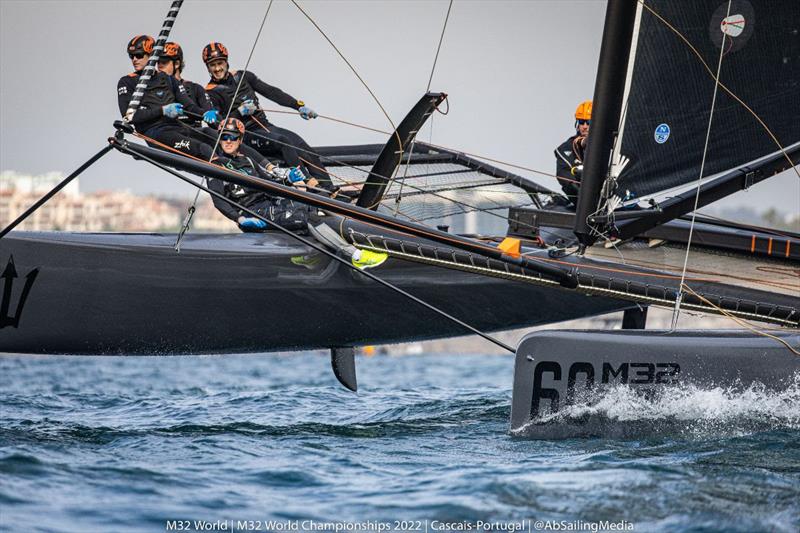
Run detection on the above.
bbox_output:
[1,256,39,329]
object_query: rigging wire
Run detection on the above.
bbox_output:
[290,0,405,209]
[174,0,274,252]
[0,146,113,239]
[396,0,455,215]
[671,0,732,330]
[681,284,800,356]
[259,107,572,185]
[116,138,515,354]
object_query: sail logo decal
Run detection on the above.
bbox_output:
[1,255,39,329]
[709,1,754,53]
[654,123,670,144]
[720,14,745,38]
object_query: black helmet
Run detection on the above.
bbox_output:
[163,42,183,61]
[127,35,154,56]
[202,42,229,64]
[219,118,245,136]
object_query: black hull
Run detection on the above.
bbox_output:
[511,330,800,439]
[0,232,631,355]
[511,329,800,438]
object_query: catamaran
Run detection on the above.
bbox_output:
[0,1,797,411]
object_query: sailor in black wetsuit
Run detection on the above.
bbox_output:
[209,118,387,268]
[117,35,217,161]
[554,100,592,208]
[208,118,314,233]
[200,42,334,192]
[160,42,211,113]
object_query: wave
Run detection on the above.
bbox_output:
[513,376,800,439]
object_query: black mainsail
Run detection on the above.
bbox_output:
[613,0,800,200]
[574,0,799,242]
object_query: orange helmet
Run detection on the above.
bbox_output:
[202,42,229,64]
[219,118,245,136]
[575,100,593,121]
[127,35,154,56]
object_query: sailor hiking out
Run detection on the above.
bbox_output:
[208,118,387,269]
[117,35,218,161]
[554,100,592,208]
[208,118,313,233]
[201,42,335,193]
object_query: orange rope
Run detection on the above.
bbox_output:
[258,108,573,185]
[640,0,799,179]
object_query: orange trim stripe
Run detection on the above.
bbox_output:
[767,238,773,255]
[750,235,756,253]
[787,240,791,258]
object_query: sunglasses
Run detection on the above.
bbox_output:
[220,134,241,142]
[129,52,147,60]
[577,119,591,125]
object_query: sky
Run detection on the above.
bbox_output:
[0,0,797,217]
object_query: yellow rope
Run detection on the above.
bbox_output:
[681,283,800,356]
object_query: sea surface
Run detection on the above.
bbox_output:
[1,352,799,533]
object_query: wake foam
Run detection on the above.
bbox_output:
[513,374,800,439]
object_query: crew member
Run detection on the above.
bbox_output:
[554,100,592,208]
[159,42,211,112]
[208,118,387,269]
[207,118,314,233]
[117,35,217,161]
[201,42,334,192]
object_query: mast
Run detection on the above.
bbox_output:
[573,0,638,249]
[123,0,184,122]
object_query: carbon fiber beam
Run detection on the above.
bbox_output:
[356,92,447,209]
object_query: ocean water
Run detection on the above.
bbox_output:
[1,352,799,533]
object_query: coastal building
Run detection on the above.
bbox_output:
[0,171,232,232]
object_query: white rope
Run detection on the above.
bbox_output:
[671,0,732,329]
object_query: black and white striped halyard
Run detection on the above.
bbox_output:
[124,0,184,122]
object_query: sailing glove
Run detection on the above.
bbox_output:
[271,166,306,184]
[238,100,258,117]
[162,103,185,118]
[298,106,318,120]
[287,167,306,183]
[202,109,219,125]
[238,217,268,230]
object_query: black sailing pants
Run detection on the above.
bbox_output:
[239,197,315,235]
[143,123,217,161]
